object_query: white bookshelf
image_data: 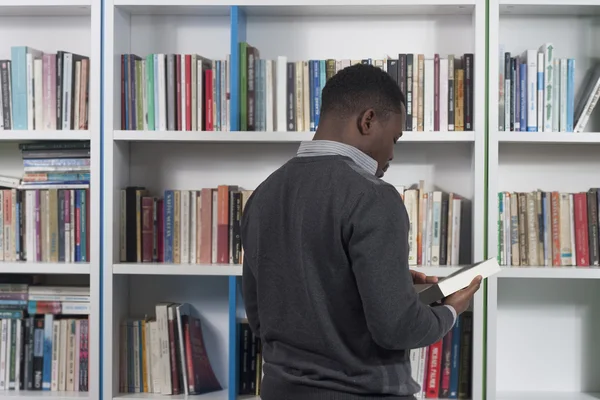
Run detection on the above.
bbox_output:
[487,1,600,400]
[102,1,486,399]
[0,0,100,399]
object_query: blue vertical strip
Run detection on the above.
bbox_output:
[230,6,247,131]
[228,276,239,400]
[99,0,105,399]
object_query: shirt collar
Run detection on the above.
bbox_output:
[296,140,378,176]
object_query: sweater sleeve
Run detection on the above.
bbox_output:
[242,255,261,338]
[346,186,455,350]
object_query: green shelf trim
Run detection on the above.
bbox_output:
[482,0,491,399]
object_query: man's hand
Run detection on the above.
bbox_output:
[410,270,438,285]
[443,276,482,315]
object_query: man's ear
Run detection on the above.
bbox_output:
[357,109,376,135]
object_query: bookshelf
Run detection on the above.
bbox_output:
[103,1,486,399]
[0,0,100,398]
[487,1,600,400]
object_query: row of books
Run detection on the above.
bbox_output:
[120,54,228,132]
[0,188,90,263]
[412,312,472,399]
[239,45,475,133]
[0,284,90,392]
[238,320,261,396]
[119,303,221,395]
[120,186,252,264]
[397,182,463,266]
[0,48,90,131]
[497,43,595,133]
[497,189,600,267]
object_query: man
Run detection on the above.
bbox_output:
[241,63,481,399]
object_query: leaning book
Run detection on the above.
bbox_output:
[415,258,501,305]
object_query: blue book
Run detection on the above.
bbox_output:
[80,190,87,262]
[318,60,326,129]
[448,315,462,398]
[312,61,320,132]
[567,58,575,132]
[42,314,53,390]
[11,46,41,130]
[309,61,315,131]
[519,63,527,131]
[164,191,174,263]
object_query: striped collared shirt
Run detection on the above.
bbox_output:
[296,140,378,176]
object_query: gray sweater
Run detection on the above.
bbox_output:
[241,142,455,400]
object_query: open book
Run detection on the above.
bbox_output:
[414,258,501,305]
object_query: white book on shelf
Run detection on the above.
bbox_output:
[149,321,162,393]
[552,58,560,132]
[405,189,418,266]
[74,61,81,130]
[266,59,274,132]
[66,320,75,391]
[0,320,6,390]
[142,59,148,131]
[574,64,600,132]
[276,56,287,132]
[539,43,554,132]
[536,52,544,132]
[498,44,504,131]
[504,53,510,132]
[413,54,420,132]
[424,58,434,132]
[440,58,449,132]
[431,191,441,266]
[155,304,172,395]
[62,53,73,130]
[451,197,461,266]
[522,49,537,131]
[51,320,59,391]
[415,258,501,305]
[158,54,167,131]
[27,53,34,130]
[190,190,197,264]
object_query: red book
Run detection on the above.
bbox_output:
[157,198,164,262]
[185,55,192,131]
[175,54,182,131]
[217,185,229,264]
[574,192,590,266]
[425,340,443,398]
[168,308,181,394]
[434,54,440,131]
[439,331,453,397]
[205,69,213,131]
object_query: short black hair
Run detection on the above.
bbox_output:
[320,63,406,121]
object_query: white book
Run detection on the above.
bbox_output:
[431,191,442,266]
[415,258,501,305]
[190,191,197,263]
[197,59,204,131]
[439,58,449,131]
[155,304,171,394]
[451,198,462,266]
[180,190,189,264]
[0,320,7,390]
[149,321,162,393]
[552,58,561,131]
[522,50,537,131]
[157,55,167,131]
[498,44,505,131]
[73,61,81,130]
[276,56,287,131]
[537,52,544,132]
[539,43,554,132]
[34,59,43,130]
[27,53,34,130]
[0,70,3,129]
[504,55,511,132]
[405,189,419,266]
[66,320,75,391]
[181,55,186,131]
[425,195,433,265]
[266,59,274,132]
[560,58,568,132]
[413,54,420,131]
[424,59,434,132]
[416,347,428,398]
